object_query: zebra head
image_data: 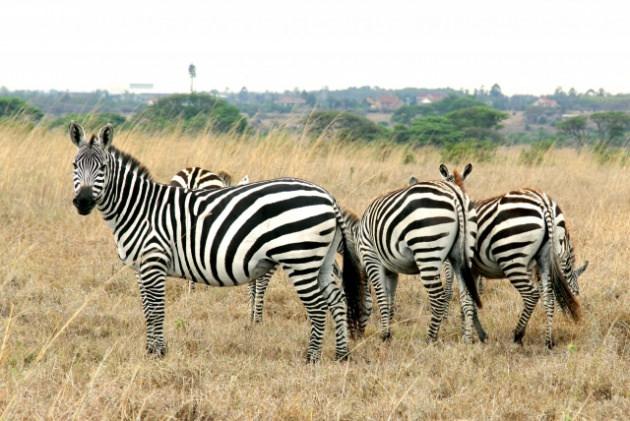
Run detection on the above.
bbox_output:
[70,122,113,215]
[438,163,473,190]
[560,232,588,295]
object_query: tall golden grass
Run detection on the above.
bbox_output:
[0,124,628,419]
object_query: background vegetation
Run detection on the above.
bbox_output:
[0,122,627,419]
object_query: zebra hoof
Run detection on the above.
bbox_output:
[545,338,555,350]
[146,341,167,358]
[381,331,392,342]
[478,329,488,343]
[335,350,350,362]
[305,352,321,364]
[513,330,525,346]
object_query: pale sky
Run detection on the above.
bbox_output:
[1,0,629,95]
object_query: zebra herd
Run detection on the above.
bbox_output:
[70,123,588,362]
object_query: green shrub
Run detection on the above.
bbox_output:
[47,113,126,131]
[440,139,498,163]
[0,97,43,123]
[131,93,247,134]
[303,111,387,142]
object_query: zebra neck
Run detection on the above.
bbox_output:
[98,157,163,232]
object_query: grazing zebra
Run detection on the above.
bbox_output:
[69,123,365,362]
[169,166,249,191]
[170,167,370,335]
[169,168,249,292]
[435,164,588,348]
[357,172,483,343]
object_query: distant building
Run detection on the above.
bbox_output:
[275,95,306,106]
[416,93,447,105]
[533,97,559,108]
[367,95,403,111]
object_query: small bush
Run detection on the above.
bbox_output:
[440,139,498,163]
[47,113,126,131]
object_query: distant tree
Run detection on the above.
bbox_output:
[188,64,196,93]
[0,97,43,122]
[556,115,588,149]
[238,86,249,103]
[303,111,386,142]
[405,116,462,146]
[48,112,126,131]
[490,83,503,97]
[132,93,247,134]
[590,111,630,146]
[446,106,508,130]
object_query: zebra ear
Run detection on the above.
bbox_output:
[238,175,250,185]
[98,124,114,149]
[463,163,473,180]
[408,176,418,186]
[69,122,85,147]
[439,163,450,180]
[217,171,233,186]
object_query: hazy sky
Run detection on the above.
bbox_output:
[1,0,628,95]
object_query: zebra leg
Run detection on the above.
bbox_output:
[538,263,556,349]
[253,269,273,323]
[187,280,196,293]
[384,270,399,320]
[286,269,328,363]
[364,258,392,341]
[442,261,455,317]
[318,231,350,360]
[419,267,448,342]
[358,277,373,336]
[509,274,541,345]
[138,249,169,357]
[248,280,256,323]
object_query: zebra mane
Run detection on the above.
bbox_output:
[109,146,153,180]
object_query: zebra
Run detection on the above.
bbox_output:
[434,164,588,348]
[69,123,365,362]
[356,172,483,343]
[169,168,249,292]
[170,167,370,335]
[169,166,250,191]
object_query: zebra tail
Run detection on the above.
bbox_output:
[342,238,367,338]
[544,207,581,321]
[455,194,482,308]
[334,205,368,338]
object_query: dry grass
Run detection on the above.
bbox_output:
[0,124,628,420]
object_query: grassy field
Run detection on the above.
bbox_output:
[0,125,628,420]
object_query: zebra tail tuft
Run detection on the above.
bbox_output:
[545,209,581,321]
[342,238,367,338]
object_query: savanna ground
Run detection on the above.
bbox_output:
[0,125,628,420]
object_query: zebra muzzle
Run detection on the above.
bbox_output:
[73,187,96,215]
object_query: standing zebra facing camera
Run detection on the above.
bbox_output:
[69,122,365,362]
[170,167,371,337]
[356,171,484,343]
[431,164,588,348]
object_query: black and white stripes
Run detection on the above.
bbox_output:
[438,165,587,348]
[356,175,483,342]
[70,123,363,362]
